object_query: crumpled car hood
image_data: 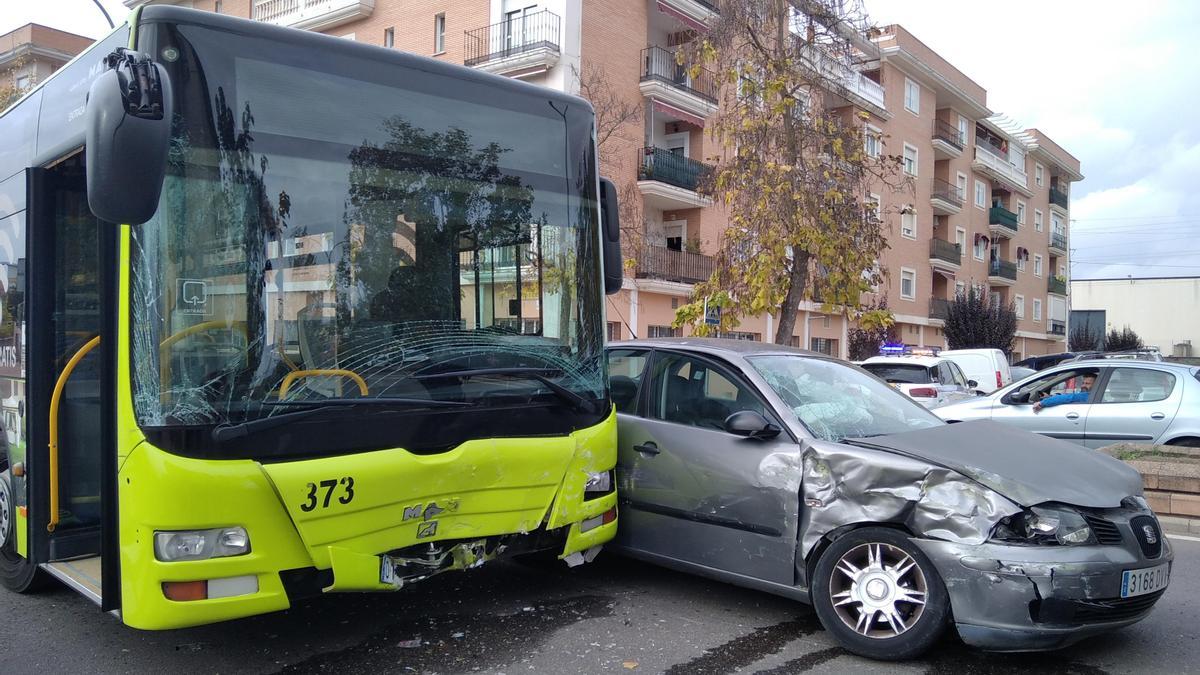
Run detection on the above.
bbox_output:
[846,420,1144,509]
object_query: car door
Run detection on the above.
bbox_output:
[1083,367,1184,449]
[613,350,799,585]
[936,362,970,405]
[989,366,1102,444]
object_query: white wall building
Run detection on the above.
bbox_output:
[1071,276,1200,356]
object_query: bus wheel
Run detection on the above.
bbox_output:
[0,471,46,593]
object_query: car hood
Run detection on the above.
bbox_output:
[846,420,1143,509]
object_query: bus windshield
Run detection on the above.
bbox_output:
[130,20,605,458]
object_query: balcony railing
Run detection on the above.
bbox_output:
[974,146,1028,189]
[464,10,560,67]
[989,258,1017,281]
[635,244,715,284]
[929,297,951,321]
[933,119,965,150]
[1049,319,1067,336]
[253,0,373,29]
[932,178,963,207]
[641,46,718,103]
[797,43,886,111]
[638,147,711,191]
[989,205,1019,232]
[1050,231,1068,252]
[1050,186,1069,209]
[929,238,962,266]
[1048,276,1068,295]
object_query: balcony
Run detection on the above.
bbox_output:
[931,119,964,159]
[988,258,1017,286]
[635,244,715,285]
[464,10,561,77]
[988,205,1019,238]
[637,147,713,210]
[639,46,719,121]
[1049,231,1068,257]
[1049,319,1067,336]
[928,238,962,271]
[929,297,951,323]
[930,178,963,215]
[252,0,374,31]
[972,145,1029,195]
[1048,276,1068,296]
[1050,186,1069,211]
[658,0,720,26]
[797,43,887,115]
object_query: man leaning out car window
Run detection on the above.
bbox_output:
[1033,372,1097,413]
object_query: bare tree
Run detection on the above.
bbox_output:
[672,0,907,344]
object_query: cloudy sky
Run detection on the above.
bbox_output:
[4,1,1198,280]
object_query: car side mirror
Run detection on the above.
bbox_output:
[599,177,622,296]
[1002,391,1030,405]
[724,410,781,441]
[967,379,978,388]
[86,48,173,226]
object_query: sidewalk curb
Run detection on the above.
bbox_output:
[1159,514,1200,537]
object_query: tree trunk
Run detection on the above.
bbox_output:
[774,251,810,344]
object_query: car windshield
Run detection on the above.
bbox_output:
[861,363,933,384]
[127,21,605,457]
[747,355,943,442]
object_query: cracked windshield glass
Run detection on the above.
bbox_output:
[130,22,604,441]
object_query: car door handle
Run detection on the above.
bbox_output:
[1065,412,1080,420]
[1151,413,1165,420]
[633,442,660,456]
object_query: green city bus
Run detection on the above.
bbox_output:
[0,5,622,629]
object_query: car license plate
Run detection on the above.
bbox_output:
[1121,563,1169,598]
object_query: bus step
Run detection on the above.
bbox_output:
[43,557,103,606]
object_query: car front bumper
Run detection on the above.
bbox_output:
[914,535,1173,652]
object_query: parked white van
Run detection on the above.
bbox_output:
[939,348,1012,393]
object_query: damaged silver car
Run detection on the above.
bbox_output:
[607,338,1171,660]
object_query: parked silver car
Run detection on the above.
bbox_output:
[607,339,1171,660]
[935,360,1200,448]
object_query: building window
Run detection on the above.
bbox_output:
[1016,201,1026,225]
[1035,163,1044,187]
[904,77,920,114]
[15,75,30,90]
[341,33,356,40]
[1051,211,1064,233]
[973,235,986,261]
[1015,294,1025,318]
[647,325,681,338]
[606,321,621,342]
[1017,253,1026,272]
[811,337,838,356]
[955,227,966,253]
[974,180,986,208]
[1033,299,1042,322]
[214,0,223,12]
[956,172,967,201]
[903,143,918,176]
[901,210,917,239]
[434,13,446,53]
[384,27,394,48]
[864,130,881,158]
[866,193,882,222]
[1034,209,1043,232]
[957,114,969,145]
[955,280,966,298]
[1034,254,1044,277]
[900,268,916,300]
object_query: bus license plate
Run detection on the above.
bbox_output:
[1121,563,1169,598]
[380,558,399,587]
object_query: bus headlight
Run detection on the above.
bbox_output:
[584,470,613,497]
[154,527,251,562]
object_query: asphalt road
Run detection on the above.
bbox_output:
[3,537,1199,674]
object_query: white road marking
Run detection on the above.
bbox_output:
[1167,533,1200,543]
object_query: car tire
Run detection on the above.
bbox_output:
[1168,437,1200,448]
[811,527,949,661]
[0,471,47,593]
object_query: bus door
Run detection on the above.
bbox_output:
[26,156,118,609]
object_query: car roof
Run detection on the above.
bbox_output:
[606,337,825,359]
[861,356,945,367]
[1051,359,1196,374]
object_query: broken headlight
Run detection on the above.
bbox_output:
[584,470,613,498]
[992,506,1095,546]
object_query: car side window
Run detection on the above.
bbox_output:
[607,349,650,414]
[1015,368,1099,402]
[936,365,955,386]
[651,353,766,431]
[1098,368,1176,404]
[950,363,969,388]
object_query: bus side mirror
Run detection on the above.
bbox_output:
[86,49,173,226]
[599,177,622,296]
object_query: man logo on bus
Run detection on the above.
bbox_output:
[403,499,459,523]
[416,521,438,539]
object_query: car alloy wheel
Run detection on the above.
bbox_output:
[0,475,11,551]
[828,542,927,638]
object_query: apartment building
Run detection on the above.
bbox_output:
[121,1,1081,360]
[1,24,93,106]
